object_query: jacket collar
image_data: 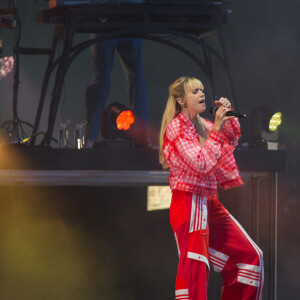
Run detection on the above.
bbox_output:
[177,112,198,136]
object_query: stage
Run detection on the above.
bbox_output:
[0,0,299,299]
[0,145,285,299]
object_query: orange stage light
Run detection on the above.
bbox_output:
[116,110,135,130]
[101,102,136,141]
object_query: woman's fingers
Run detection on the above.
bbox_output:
[216,106,229,118]
[214,100,222,107]
[215,97,231,109]
[213,105,234,132]
[224,115,235,121]
[217,107,234,121]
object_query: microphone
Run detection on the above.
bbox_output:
[209,107,247,118]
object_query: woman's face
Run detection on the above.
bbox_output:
[183,83,206,116]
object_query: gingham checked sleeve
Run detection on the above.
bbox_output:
[166,122,226,175]
[214,143,244,189]
[203,118,241,148]
[220,118,241,148]
[202,118,243,189]
[214,119,243,189]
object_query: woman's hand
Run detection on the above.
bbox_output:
[212,98,234,133]
[214,97,231,109]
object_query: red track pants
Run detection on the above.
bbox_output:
[170,190,264,300]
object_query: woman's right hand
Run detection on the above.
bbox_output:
[212,106,234,133]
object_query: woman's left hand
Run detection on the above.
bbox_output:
[215,97,231,110]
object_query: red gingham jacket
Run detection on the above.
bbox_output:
[163,112,243,196]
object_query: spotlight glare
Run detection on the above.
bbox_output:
[269,112,282,132]
[116,110,135,130]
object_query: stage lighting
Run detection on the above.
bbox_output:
[101,102,135,143]
[249,105,282,150]
[116,110,135,130]
[268,112,282,132]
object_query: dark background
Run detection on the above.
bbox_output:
[0,1,299,299]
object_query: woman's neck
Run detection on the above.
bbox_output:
[181,110,197,125]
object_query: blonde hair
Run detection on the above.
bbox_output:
[159,76,209,169]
